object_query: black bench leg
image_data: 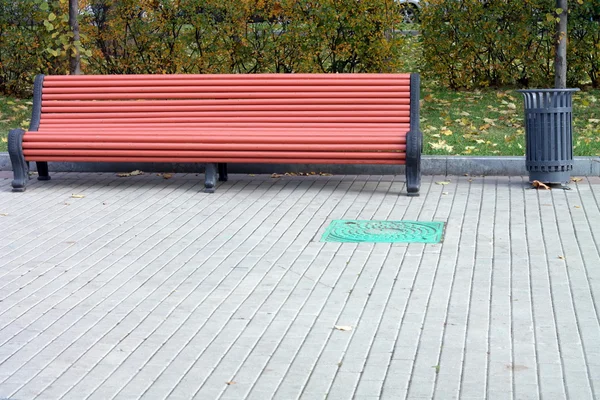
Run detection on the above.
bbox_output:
[218,163,228,182]
[8,129,28,192]
[405,128,422,197]
[204,163,217,193]
[37,162,51,181]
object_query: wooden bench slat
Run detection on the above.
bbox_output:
[23,143,406,152]
[42,85,410,95]
[41,92,410,100]
[39,117,410,124]
[42,105,411,113]
[23,149,407,160]
[35,123,409,129]
[43,78,411,88]
[42,99,411,107]
[24,136,406,145]
[41,111,411,120]
[30,156,405,165]
[43,73,411,81]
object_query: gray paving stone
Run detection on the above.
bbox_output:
[0,173,599,399]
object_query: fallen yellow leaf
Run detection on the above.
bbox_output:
[320,172,333,176]
[570,177,583,182]
[0,137,6,143]
[71,194,85,198]
[441,127,453,136]
[271,173,283,178]
[435,181,451,185]
[116,170,144,177]
[225,381,236,385]
[161,173,173,179]
[0,213,8,216]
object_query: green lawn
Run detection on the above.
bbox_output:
[1,95,33,151]
[421,85,600,156]
[1,87,599,155]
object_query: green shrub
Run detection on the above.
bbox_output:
[569,0,600,87]
[421,0,600,89]
[420,0,558,89]
[0,0,407,90]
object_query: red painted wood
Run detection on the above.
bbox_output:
[23,149,405,160]
[39,117,410,124]
[24,135,406,144]
[42,111,410,120]
[23,142,406,151]
[27,73,413,167]
[42,104,411,113]
[42,98,410,108]
[41,92,409,100]
[43,73,411,80]
[42,78,411,87]
[24,156,406,165]
[35,124,409,130]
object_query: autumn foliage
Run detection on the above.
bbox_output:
[1,0,599,96]
[0,0,407,95]
[420,0,600,89]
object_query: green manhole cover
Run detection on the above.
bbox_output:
[321,220,444,243]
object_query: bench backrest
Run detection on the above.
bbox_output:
[30,74,419,133]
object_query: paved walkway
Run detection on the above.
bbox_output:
[0,172,599,400]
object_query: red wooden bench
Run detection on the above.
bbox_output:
[8,73,422,195]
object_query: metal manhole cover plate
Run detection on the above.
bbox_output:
[321,220,445,243]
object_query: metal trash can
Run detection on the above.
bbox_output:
[517,88,579,184]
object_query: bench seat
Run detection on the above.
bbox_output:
[8,73,422,194]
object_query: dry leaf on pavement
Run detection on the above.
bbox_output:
[71,194,85,198]
[116,170,144,177]
[435,181,450,185]
[334,325,353,331]
[532,180,550,190]
[571,177,583,182]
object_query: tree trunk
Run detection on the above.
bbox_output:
[554,0,567,88]
[69,0,81,75]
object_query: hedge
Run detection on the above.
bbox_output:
[0,0,408,96]
[1,0,599,96]
[420,0,600,89]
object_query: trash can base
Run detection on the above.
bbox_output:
[528,170,571,185]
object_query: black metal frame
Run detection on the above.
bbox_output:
[405,73,422,196]
[8,74,48,192]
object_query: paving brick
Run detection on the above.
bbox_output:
[0,173,599,399]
